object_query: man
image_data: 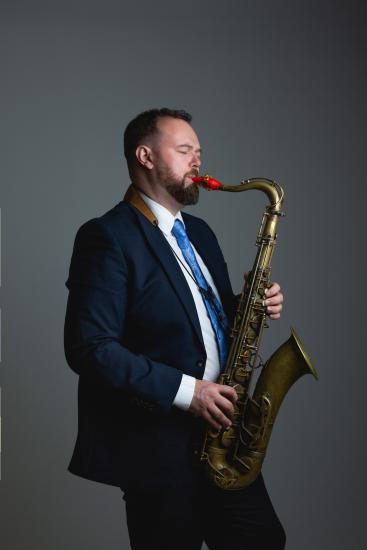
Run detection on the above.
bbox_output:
[64,108,286,549]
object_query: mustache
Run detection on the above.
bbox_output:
[186,170,199,177]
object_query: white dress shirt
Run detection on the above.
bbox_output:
[138,191,222,410]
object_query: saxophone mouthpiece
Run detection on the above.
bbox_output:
[191,175,223,190]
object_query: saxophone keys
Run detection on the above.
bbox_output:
[220,426,236,448]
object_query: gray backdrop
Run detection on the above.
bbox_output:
[1,1,366,548]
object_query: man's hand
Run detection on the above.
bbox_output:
[244,272,283,320]
[264,282,283,320]
[189,380,238,431]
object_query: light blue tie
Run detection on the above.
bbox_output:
[171,219,229,369]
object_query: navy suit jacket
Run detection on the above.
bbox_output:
[64,190,236,490]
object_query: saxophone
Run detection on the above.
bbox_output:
[192,175,317,490]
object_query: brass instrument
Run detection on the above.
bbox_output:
[193,175,317,490]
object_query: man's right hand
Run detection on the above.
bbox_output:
[189,380,238,431]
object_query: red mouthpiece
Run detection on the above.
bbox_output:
[191,175,223,190]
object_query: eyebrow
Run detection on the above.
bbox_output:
[176,144,202,153]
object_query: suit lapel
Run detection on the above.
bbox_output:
[123,187,205,351]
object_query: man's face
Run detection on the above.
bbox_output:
[151,117,202,206]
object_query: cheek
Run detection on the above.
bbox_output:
[168,154,189,174]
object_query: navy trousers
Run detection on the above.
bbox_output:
[121,470,286,550]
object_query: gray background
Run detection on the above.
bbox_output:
[1,0,366,548]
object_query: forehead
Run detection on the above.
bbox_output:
[155,117,200,146]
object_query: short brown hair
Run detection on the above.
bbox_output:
[123,108,192,170]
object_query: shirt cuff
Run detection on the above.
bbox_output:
[173,374,196,411]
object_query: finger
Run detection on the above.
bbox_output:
[266,303,283,314]
[203,410,222,431]
[265,282,280,297]
[265,295,284,307]
[210,410,231,429]
[269,313,281,320]
[243,270,251,280]
[215,395,235,419]
[209,403,232,428]
[218,385,238,404]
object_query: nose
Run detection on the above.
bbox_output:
[191,152,201,169]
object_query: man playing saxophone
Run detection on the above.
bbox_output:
[64,108,286,549]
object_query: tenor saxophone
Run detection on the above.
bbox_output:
[192,175,317,490]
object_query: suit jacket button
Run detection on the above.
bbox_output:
[197,360,204,368]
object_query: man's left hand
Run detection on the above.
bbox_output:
[244,272,283,320]
[264,282,283,320]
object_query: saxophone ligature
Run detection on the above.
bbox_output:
[191,174,317,490]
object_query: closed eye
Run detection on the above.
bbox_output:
[176,145,202,156]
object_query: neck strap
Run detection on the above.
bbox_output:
[123,185,158,226]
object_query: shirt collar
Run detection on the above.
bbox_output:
[138,190,185,236]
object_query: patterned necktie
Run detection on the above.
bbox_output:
[171,219,229,369]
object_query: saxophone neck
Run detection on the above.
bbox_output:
[192,175,284,214]
[222,178,284,215]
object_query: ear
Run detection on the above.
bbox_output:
[135,145,154,170]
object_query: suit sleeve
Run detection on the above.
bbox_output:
[64,218,183,413]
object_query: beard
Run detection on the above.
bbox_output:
[157,165,199,206]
